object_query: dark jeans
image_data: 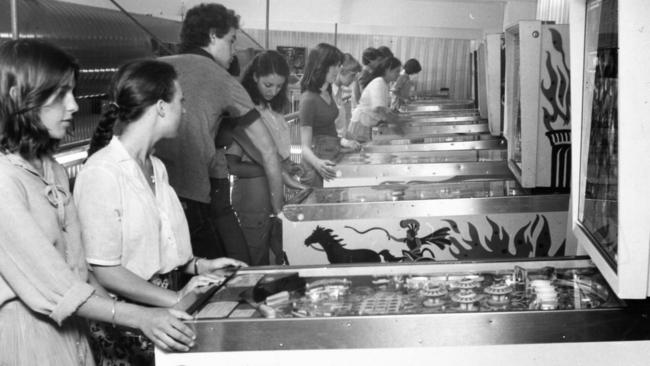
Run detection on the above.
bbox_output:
[209,178,251,264]
[179,197,226,259]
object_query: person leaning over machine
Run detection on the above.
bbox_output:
[332,53,363,143]
[299,43,362,188]
[347,56,403,143]
[226,51,308,266]
[391,58,422,111]
[352,47,382,105]
[155,3,284,263]
[0,39,196,366]
[75,59,247,365]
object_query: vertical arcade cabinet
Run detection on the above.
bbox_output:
[571,0,650,299]
[484,33,505,137]
[505,21,571,189]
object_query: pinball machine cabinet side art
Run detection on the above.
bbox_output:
[505,21,571,189]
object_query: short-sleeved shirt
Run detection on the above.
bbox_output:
[156,52,255,203]
[299,91,339,138]
[392,73,412,101]
[332,83,349,137]
[351,77,390,126]
[74,137,193,281]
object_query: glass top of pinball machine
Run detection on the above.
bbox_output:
[337,149,506,165]
[296,180,526,205]
[259,265,622,318]
[367,133,496,145]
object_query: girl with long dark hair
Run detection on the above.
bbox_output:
[299,43,359,187]
[226,51,307,265]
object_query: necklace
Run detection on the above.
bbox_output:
[135,157,155,186]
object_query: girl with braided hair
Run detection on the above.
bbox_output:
[74,59,246,365]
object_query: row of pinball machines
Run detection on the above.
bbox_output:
[158,1,650,364]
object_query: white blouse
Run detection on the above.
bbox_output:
[350,77,390,127]
[74,137,193,281]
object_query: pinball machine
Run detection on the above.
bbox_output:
[156,1,650,364]
[504,20,571,189]
[328,107,508,187]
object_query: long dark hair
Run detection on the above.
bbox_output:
[87,60,177,156]
[0,39,79,159]
[369,57,402,82]
[240,50,290,113]
[300,43,344,94]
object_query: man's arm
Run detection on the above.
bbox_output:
[230,118,284,214]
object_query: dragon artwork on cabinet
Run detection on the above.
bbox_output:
[303,216,566,264]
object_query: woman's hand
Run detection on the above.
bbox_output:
[136,307,196,352]
[340,138,361,152]
[201,257,248,274]
[281,159,304,177]
[314,159,338,181]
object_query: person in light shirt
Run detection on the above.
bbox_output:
[0,39,197,366]
[332,53,362,145]
[75,59,246,365]
[347,57,402,143]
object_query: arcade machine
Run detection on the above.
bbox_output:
[483,33,506,137]
[283,31,577,265]
[330,106,506,187]
[156,1,650,365]
[289,20,575,261]
[504,20,571,189]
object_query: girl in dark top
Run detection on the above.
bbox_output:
[299,43,358,187]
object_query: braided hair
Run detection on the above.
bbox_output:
[87,60,177,156]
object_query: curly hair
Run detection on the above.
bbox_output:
[179,3,240,52]
[0,39,79,160]
[300,43,344,94]
[87,60,177,157]
[240,50,290,113]
[403,58,422,75]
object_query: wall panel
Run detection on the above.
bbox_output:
[244,29,471,99]
[537,0,570,23]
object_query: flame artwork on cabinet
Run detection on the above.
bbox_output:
[541,28,571,189]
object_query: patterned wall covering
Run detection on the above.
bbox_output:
[244,29,472,99]
[537,0,570,24]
